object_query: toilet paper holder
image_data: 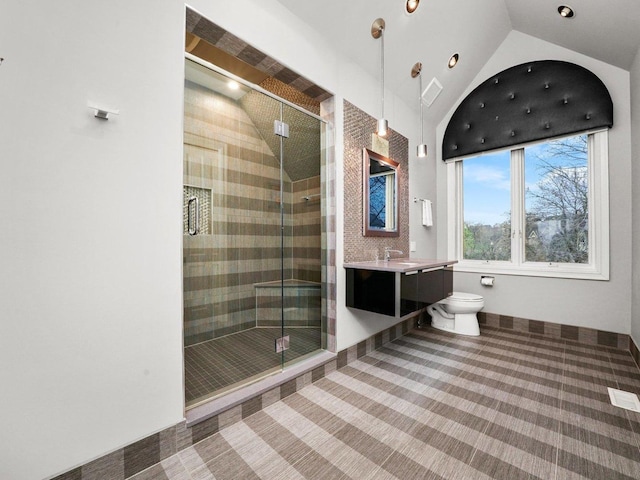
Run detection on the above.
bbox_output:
[481,275,495,286]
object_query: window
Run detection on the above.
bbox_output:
[462,150,511,261]
[448,130,609,280]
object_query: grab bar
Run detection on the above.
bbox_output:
[188,196,199,235]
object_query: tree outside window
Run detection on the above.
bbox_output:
[525,135,588,264]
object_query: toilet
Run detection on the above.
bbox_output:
[426,292,484,336]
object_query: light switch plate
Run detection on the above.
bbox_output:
[410,241,417,252]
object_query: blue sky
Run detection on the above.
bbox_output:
[463,139,587,226]
[463,150,511,225]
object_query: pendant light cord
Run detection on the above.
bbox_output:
[380,27,385,119]
[419,71,424,144]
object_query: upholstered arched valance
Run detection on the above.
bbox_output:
[442,60,613,160]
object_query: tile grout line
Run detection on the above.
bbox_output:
[377,339,637,440]
[176,452,197,480]
[449,334,494,472]
[552,339,567,480]
[325,342,550,478]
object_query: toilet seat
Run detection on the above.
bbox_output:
[449,292,483,302]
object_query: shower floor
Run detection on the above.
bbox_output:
[185,326,322,407]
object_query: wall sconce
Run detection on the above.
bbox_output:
[411,62,427,158]
[371,18,388,136]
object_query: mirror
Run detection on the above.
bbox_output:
[363,148,399,237]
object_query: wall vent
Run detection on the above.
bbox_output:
[422,77,443,107]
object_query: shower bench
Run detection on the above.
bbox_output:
[254,279,321,327]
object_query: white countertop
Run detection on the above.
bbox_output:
[343,258,457,273]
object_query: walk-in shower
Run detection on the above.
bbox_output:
[183,57,327,408]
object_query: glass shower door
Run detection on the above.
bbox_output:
[183,60,284,406]
[280,103,325,367]
[183,58,325,408]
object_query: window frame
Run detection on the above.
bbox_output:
[447,129,609,280]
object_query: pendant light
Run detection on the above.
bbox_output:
[405,0,420,15]
[411,62,428,157]
[371,18,388,136]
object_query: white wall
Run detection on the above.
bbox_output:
[409,127,439,259]
[436,31,633,334]
[0,1,185,478]
[630,46,640,346]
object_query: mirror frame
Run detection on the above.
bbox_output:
[363,148,399,237]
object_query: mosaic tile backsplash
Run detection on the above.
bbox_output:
[343,101,409,263]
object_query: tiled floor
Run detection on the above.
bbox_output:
[185,327,322,406]
[152,325,639,479]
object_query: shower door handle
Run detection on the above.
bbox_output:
[188,196,200,235]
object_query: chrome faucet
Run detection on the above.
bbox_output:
[384,247,404,261]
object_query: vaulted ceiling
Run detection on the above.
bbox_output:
[275,0,640,122]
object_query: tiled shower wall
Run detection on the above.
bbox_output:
[183,81,321,346]
[292,177,322,283]
[255,177,322,329]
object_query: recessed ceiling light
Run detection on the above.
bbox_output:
[406,0,420,14]
[227,80,240,90]
[448,53,459,69]
[558,5,574,18]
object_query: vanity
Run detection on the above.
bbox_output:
[351,149,456,318]
[344,259,457,318]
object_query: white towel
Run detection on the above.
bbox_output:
[422,200,433,227]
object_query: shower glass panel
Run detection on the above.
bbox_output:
[183,58,325,408]
[281,103,325,366]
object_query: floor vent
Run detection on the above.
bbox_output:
[607,387,640,412]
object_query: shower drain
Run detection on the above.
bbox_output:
[607,387,640,412]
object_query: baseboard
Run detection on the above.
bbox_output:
[630,335,640,369]
[478,311,630,351]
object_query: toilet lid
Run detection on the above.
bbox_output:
[449,291,483,301]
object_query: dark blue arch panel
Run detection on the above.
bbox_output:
[442,60,613,160]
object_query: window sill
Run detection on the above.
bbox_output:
[453,261,609,281]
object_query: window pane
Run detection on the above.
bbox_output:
[524,135,588,264]
[369,176,386,228]
[463,151,511,261]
